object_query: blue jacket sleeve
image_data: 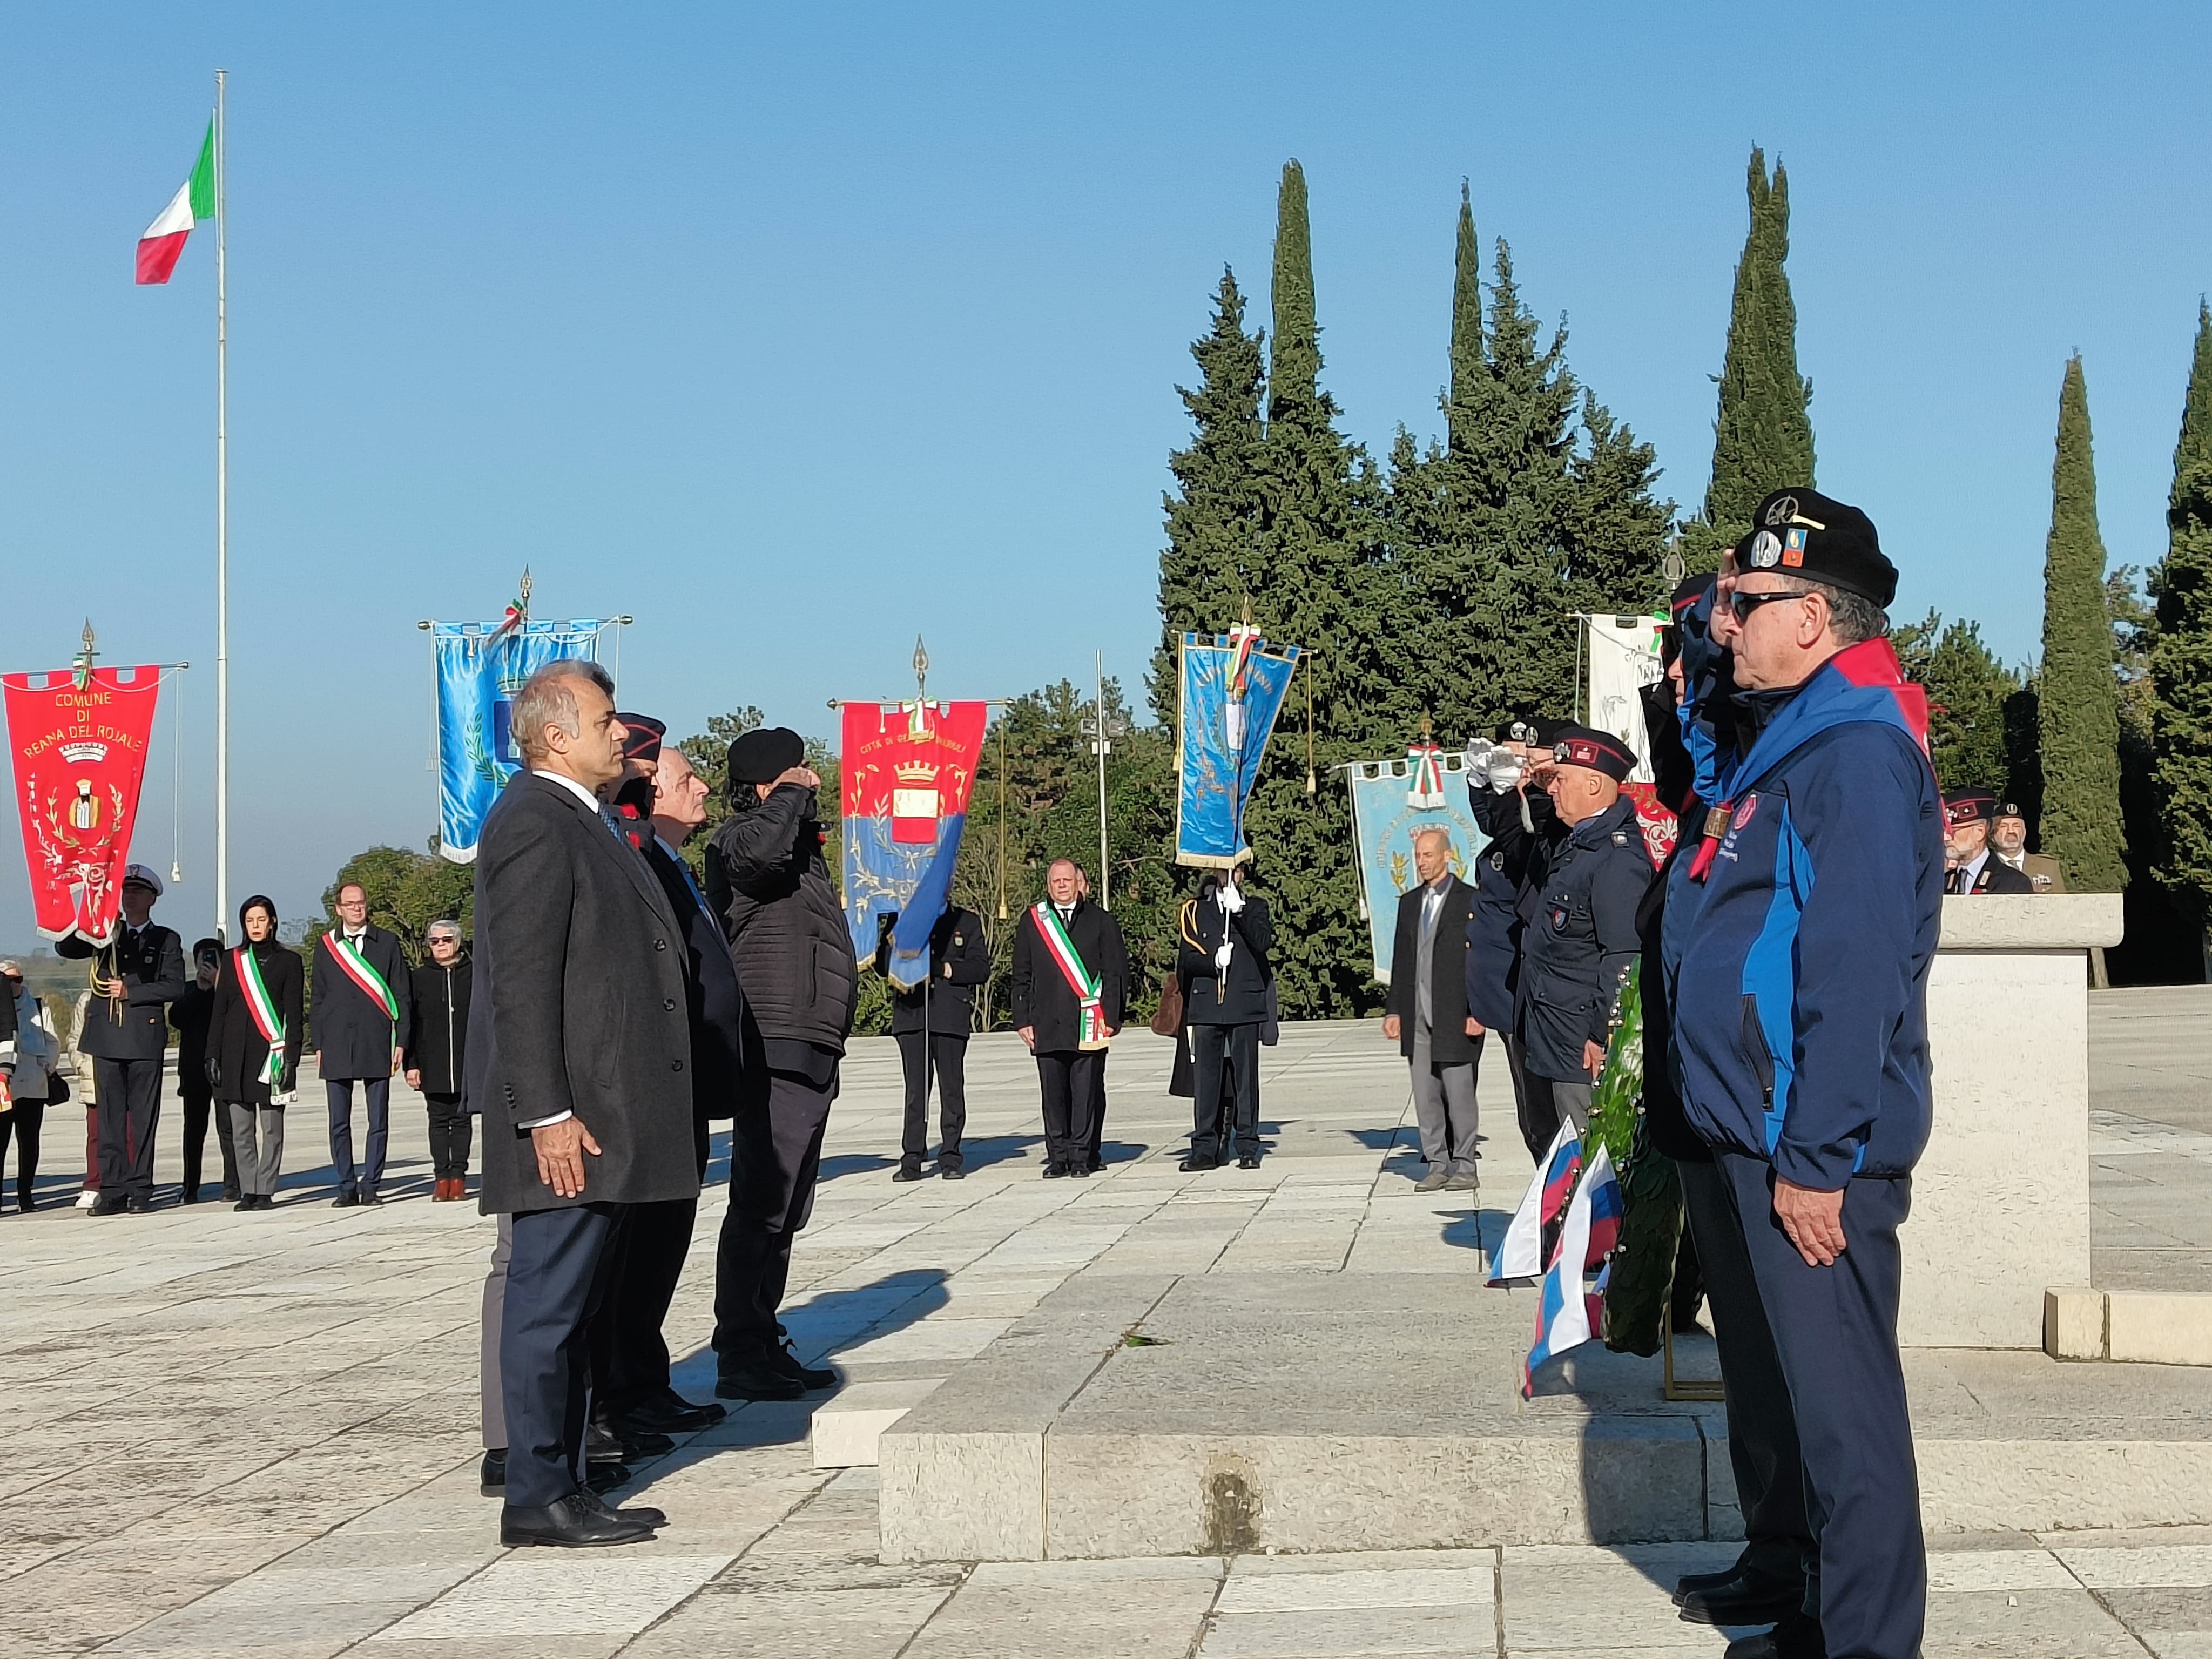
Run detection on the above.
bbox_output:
[1776,729,1934,1190]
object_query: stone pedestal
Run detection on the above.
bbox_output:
[1911,894,2123,1348]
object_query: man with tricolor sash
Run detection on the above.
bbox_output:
[312,883,413,1208]
[1010,859,1127,1179]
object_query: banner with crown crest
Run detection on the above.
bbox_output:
[1174,628,1300,869]
[841,699,989,985]
[432,617,613,863]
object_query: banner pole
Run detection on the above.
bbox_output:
[213,66,230,943]
[1094,649,1111,911]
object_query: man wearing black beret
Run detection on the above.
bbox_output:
[704,726,858,1401]
[1512,722,1653,1152]
[1671,486,1941,1658]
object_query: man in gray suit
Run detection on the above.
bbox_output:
[469,660,700,1549]
[1382,827,1482,1193]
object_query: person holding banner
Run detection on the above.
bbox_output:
[59,864,186,1215]
[313,884,413,1208]
[210,896,305,1211]
[880,906,989,1181]
[1176,859,1273,1171]
[1011,859,1127,1179]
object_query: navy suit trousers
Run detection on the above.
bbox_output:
[1719,1153,1924,1659]
[501,1202,621,1509]
[325,1076,391,1197]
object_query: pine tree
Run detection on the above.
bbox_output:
[2038,356,2127,892]
[1687,150,1815,563]
[2152,304,2212,926]
[1152,268,1267,723]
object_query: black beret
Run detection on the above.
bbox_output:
[1743,488,1897,608]
[615,713,665,764]
[727,725,805,785]
[1998,801,2026,820]
[1549,723,1637,783]
[1944,791,1997,827]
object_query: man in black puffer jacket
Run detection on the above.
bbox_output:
[704,726,859,1401]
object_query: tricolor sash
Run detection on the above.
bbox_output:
[324,930,399,1023]
[235,946,287,1087]
[1033,902,1109,1051]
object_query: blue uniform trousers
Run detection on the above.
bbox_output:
[325,1076,391,1199]
[501,1202,621,1509]
[1719,1152,1925,1658]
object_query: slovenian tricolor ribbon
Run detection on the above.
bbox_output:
[235,946,286,1087]
[1032,901,1108,1051]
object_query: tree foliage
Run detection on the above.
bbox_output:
[2152,303,2212,927]
[1891,612,2024,794]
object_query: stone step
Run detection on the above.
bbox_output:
[809,1377,945,1468]
[2046,1287,2212,1366]
[879,1271,2212,1562]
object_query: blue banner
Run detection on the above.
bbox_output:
[1346,756,1488,983]
[433,619,609,862]
[1175,631,1300,868]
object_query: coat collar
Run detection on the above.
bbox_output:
[522,772,683,936]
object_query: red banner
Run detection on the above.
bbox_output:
[841,699,988,845]
[4,666,164,946]
[1622,781,1680,871]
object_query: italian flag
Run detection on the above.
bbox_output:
[136,120,214,286]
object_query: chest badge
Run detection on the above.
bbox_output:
[1550,907,1568,933]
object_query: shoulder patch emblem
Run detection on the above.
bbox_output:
[1730,794,1759,831]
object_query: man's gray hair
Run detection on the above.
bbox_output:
[1778,577,1889,648]
[511,660,616,761]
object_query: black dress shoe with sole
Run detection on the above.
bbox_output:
[1678,1568,1806,1627]
[332,1191,360,1208]
[1085,1154,1106,1174]
[127,1195,157,1213]
[234,1197,258,1212]
[766,1344,838,1391]
[1177,1157,1216,1174]
[1722,1611,1826,1659]
[1042,1162,1068,1179]
[480,1449,507,1496]
[1237,1154,1262,1170]
[87,1194,129,1216]
[614,1393,726,1434]
[583,1461,633,1494]
[714,1357,804,1401]
[939,1165,965,1181]
[891,1166,927,1183]
[581,1488,666,1528]
[499,1492,653,1548]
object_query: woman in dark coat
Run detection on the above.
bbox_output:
[402,920,473,1200]
[208,895,305,1211]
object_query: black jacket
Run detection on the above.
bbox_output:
[1386,875,1479,1063]
[704,783,858,1054]
[881,908,990,1036]
[170,981,216,1097]
[1516,794,1654,1083]
[207,941,306,1107]
[59,923,187,1061]
[645,836,757,1117]
[403,958,473,1097]
[1177,883,1274,1026]
[1011,898,1129,1050]
[1464,783,1563,1034]
[1951,854,2034,895]
[468,771,702,1213]
[310,925,413,1079]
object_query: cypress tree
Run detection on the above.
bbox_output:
[2038,355,2127,892]
[2152,304,2212,926]
[1688,149,1815,562]
[1447,181,1482,448]
[1151,268,1267,724]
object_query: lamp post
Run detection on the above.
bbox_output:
[1083,650,1129,910]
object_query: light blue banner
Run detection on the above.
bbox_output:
[1346,757,1488,983]
[1175,632,1300,868]
[433,619,609,862]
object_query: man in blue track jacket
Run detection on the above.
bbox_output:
[1671,488,1943,1659]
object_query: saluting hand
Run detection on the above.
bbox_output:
[532,1118,603,1199]
[1773,1177,1847,1267]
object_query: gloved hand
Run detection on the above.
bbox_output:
[1213,943,1234,972]
[1218,881,1245,915]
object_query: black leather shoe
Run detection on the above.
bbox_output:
[765,1342,838,1391]
[17,1195,37,1213]
[234,1197,258,1212]
[127,1194,157,1213]
[499,1492,653,1548]
[332,1191,360,1208]
[615,1392,726,1434]
[580,1488,666,1528]
[1177,1156,1216,1174]
[181,1188,200,1204]
[1085,1154,1106,1174]
[480,1449,506,1496]
[939,1165,965,1181]
[584,1461,632,1494]
[358,1192,384,1206]
[596,1418,675,1461]
[87,1193,127,1216]
[1675,1561,1747,1601]
[1723,1611,1826,1659]
[1069,1163,1092,1178]
[892,1165,927,1183]
[1042,1161,1069,1179]
[1679,1568,1806,1627]
[1237,1153,1262,1170]
[715,1355,803,1401]
[254,1195,277,1210]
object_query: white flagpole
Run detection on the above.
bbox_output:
[214,69,230,943]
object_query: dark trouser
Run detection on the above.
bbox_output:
[424,1092,472,1182]
[482,1213,514,1450]
[1677,1156,1811,1588]
[1719,1153,1924,1658]
[1518,1067,1590,1161]
[1034,1051,1098,1169]
[326,1076,390,1198]
[1088,1050,1109,1164]
[180,1087,239,1198]
[84,1105,99,1191]
[595,1113,711,1416]
[895,1030,968,1171]
[713,1071,834,1358]
[501,1202,622,1509]
[0,1099,45,1206]
[1189,1022,1260,1163]
[92,1057,162,1201]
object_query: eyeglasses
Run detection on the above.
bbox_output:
[1726,588,1810,623]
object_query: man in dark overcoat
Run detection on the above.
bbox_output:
[59,864,186,1213]
[882,905,990,1181]
[1384,826,1481,1192]
[705,727,858,1402]
[312,880,413,1206]
[1011,859,1128,1178]
[1176,858,1272,1171]
[469,660,698,1548]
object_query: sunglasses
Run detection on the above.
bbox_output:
[1726,588,1811,623]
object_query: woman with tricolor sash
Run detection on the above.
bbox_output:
[208,896,305,1212]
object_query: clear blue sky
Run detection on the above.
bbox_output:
[5,3,2207,946]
